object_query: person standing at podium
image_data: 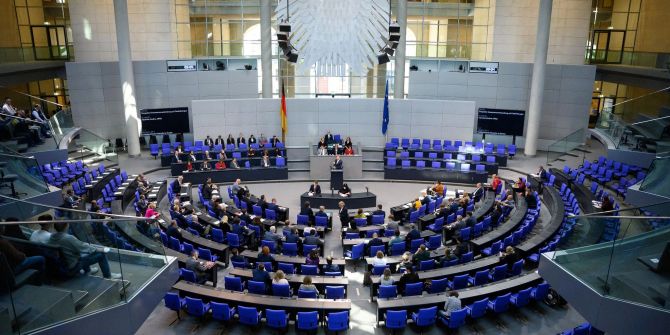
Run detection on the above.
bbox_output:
[333,155,343,170]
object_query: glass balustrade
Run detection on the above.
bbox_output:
[551,214,670,312]
[546,128,587,164]
[0,153,50,200]
[639,156,670,198]
[66,129,118,167]
[47,110,75,146]
[0,195,171,335]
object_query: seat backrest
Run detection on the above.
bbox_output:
[224,276,243,291]
[378,285,397,299]
[272,283,291,297]
[248,280,266,294]
[415,306,437,325]
[325,285,345,299]
[301,264,318,275]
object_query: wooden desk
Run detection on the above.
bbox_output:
[341,231,436,255]
[516,185,565,256]
[229,268,349,296]
[173,280,350,322]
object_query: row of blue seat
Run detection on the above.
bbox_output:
[387,159,490,173]
[222,276,347,299]
[152,141,285,156]
[384,282,550,331]
[164,293,348,331]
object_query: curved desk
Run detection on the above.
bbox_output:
[300,192,377,210]
[384,167,488,183]
[179,167,288,184]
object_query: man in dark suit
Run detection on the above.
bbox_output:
[239,208,251,224]
[338,201,350,229]
[166,220,181,240]
[236,133,246,146]
[300,201,315,223]
[171,176,183,195]
[333,155,343,170]
[215,135,224,146]
[372,204,385,217]
[471,183,484,203]
[185,249,215,284]
[368,233,383,248]
[315,206,328,218]
[173,151,182,163]
[436,203,449,218]
[309,181,321,195]
[204,135,214,148]
[252,263,271,286]
[256,195,268,212]
[267,198,279,213]
[406,224,421,242]
[324,131,334,144]
[284,227,300,244]
[303,229,322,247]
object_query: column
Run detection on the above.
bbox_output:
[393,0,407,99]
[524,0,552,157]
[260,0,273,98]
[113,0,140,157]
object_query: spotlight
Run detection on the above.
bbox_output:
[389,22,400,34]
[377,53,390,65]
[277,32,288,41]
[279,23,291,33]
[278,40,289,51]
[384,47,395,56]
[389,33,400,42]
[286,51,299,63]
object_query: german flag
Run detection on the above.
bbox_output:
[280,80,287,142]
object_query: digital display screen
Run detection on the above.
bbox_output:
[477,108,525,136]
[140,107,190,135]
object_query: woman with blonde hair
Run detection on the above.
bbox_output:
[273,269,289,285]
[381,268,393,286]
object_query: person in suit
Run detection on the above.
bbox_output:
[261,153,271,167]
[435,203,449,219]
[537,165,547,181]
[372,204,385,218]
[252,263,271,286]
[215,135,224,146]
[500,246,520,271]
[267,198,279,213]
[166,220,181,240]
[226,134,235,146]
[217,148,227,160]
[201,159,211,171]
[257,246,275,263]
[187,150,197,163]
[300,201,315,223]
[248,134,257,144]
[525,188,538,209]
[185,249,215,284]
[397,266,420,295]
[309,180,321,195]
[338,201,350,229]
[324,131,334,144]
[333,155,343,169]
[284,227,300,244]
[323,256,340,273]
[230,158,240,169]
[405,224,421,242]
[247,147,257,159]
[239,208,252,224]
[204,135,214,148]
[203,150,212,161]
[63,189,80,209]
[385,214,399,232]
[171,176,183,195]
[339,183,351,197]
[256,194,268,212]
[270,135,280,147]
[263,226,283,245]
[367,232,383,250]
[315,206,328,218]
[303,229,322,247]
[236,133,246,146]
[173,150,182,163]
[471,183,484,202]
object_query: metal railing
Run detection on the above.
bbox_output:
[546,128,587,164]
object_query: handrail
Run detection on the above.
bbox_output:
[611,86,670,108]
[630,115,670,126]
[0,85,65,108]
[0,193,152,221]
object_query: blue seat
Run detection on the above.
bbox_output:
[303,244,318,256]
[511,288,532,308]
[327,311,349,332]
[266,309,289,331]
[378,285,397,299]
[410,238,423,252]
[301,264,318,275]
[163,292,185,319]
[231,260,248,269]
[326,286,345,299]
[448,274,468,290]
[427,217,444,234]
[404,282,423,296]
[482,240,501,256]
[298,289,318,298]
[265,209,277,220]
[296,311,320,332]
[489,264,508,282]
[370,244,385,257]
[297,214,310,225]
[411,306,437,329]
[468,269,490,286]
[459,251,473,263]
[247,280,266,295]
[385,309,407,330]
[185,297,210,319]
[390,242,405,256]
[345,232,360,239]
[261,240,276,253]
[531,282,550,301]
[197,247,217,262]
[315,215,328,227]
[278,262,295,275]
[224,276,243,292]
[487,293,511,314]
[345,243,364,261]
[459,227,471,241]
[429,277,449,293]
[509,259,524,276]
[466,298,488,320]
[226,232,241,248]
[282,242,298,256]
[180,269,197,283]
[211,228,224,243]
[372,264,389,276]
[439,307,467,330]
[371,215,384,225]
[272,283,291,297]
[419,259,434,271]
[354,218,367,228]
[211,302,235,322]
[238,306,262,326]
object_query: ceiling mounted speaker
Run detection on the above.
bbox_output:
[377,53,390,65]
[279,23,291,33]
[389,33,400,42]
[277,32,288,41]
[390,41,399,49]
[384,47,395,56]
[278,40,289,50]
[389,23,400,34]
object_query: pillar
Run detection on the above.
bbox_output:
[524,0,552,157]
[393,0,407,99]
[260,0,273,98]
[113,0,140,157]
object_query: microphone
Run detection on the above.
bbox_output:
[365,186,369,194]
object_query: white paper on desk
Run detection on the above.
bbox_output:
[308,192,313,196]
[183,201,191,206]
[651,258,659,264]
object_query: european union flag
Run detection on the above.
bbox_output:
[382,79,389,135]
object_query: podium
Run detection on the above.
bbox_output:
[330,169,343,191]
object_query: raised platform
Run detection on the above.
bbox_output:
[300,191,377,209]
[179,167,288,184]
[384,167,488,183]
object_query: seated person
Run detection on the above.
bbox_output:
[439,248,458,266]
[339,183,352,197]
[372,204,385,218]
[354,208,366,219]
[317,144,327,156]
[29,216,52,244]
[230,157,241,169]
[284,227,301,244]
[389,229,404,246]
[145,203,160,219]
[315,206,328,218]
[344,146,354,155]
[344,136,353,149]
[202,150,212,161]
[397,266,420,295]
[171,175,183,195]
[49,222,121,279]
[248,147,257,158]
[300,201,315,223]
[260,153,271,167]
[187,150,197,163]
[185,249,215,284]
[513,177,526,193]
[305,249,320,265]
[439,291,462,319]
[412,244,431,264]
[257,246,275,263]
[166,220,181,240]
[303,229,322,247]
[368,233,383,248]
[263,226,283,246]
[381,268,394,286]
[201,159,211,171]
[309,180,321,195]
[299,276,319,295]
[253,263,271,286]
[215,158,227,170]
[63,189,80,209]
[0,227,45,283]
[272,270,289,286]
[218,149,227,160]
[323,256,340,273]
[173,150,182,163]
[372,250,387,267]
[405,224,420,242]
[431,181,445,196]
[525,188,537,209]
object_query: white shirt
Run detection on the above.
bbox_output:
[2,103,16,116]
[32,109,46,122]
[273,278,289,286]
[30,230,52,244]
[372,257,387,267]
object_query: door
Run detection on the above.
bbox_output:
[589,29,625,64]
[31,25,69,60]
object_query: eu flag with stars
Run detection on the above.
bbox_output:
[382,79,389,135]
